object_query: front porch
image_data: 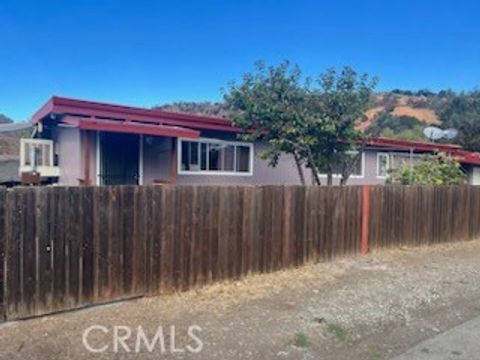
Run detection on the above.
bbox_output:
[87,131,179,186]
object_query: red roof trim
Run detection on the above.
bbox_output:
[31,98,54,124]
[367,137,462,152]
[33,96,241,133]
[454,151,480,166]
[368,137,480,165]
[63,117,200,139]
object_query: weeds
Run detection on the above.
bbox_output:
[368,347,383,360]
[325,322,354,343]
[292,332,309,348]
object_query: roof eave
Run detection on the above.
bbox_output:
[31,97,55,124]
[31,96,242,133]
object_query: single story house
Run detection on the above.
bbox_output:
[19,96,480,186]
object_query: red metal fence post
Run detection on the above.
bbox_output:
[361,185,371,254]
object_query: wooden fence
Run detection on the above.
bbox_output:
[0,185,479,321]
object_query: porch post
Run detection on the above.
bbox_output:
[82,130,91,185]
[360,185,371,254]
[138,134,144,185]
[170,138,177,183]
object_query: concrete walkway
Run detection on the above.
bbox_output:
[392,316,480,360]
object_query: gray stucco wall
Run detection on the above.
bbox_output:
[141,130,389,186]
[138,133,306,185]
[176,140,304,185]
[54,126,83,186]
[55,128,391,186]
[143,136,173,184]
[328,151,386,186]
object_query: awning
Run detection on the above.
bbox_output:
[62,116,200,139]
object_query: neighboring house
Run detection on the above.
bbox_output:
[0,155,20,187]
[20,96,480,186]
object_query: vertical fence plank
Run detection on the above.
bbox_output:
[5,189,19,319]
[0,188,6,320]
[81,187,95,305]
[35,188,52,316]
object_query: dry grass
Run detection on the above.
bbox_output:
[391,106,440,124]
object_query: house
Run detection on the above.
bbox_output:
[20,96,480,186]
[359,137,480,185]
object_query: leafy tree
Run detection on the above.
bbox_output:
[224,61,310,184]
[388,153,465,185]
[306,67,377,185]
[224,61,377,185]
[438,91,480,151]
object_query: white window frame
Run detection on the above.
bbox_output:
[177,137,254,176]
[376,152,390,178]
[318,151,365,179]
[19,138,59,177]
[20,138,55,168]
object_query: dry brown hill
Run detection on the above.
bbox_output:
[356,93,441,130]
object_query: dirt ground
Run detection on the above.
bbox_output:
[1,240,480,360]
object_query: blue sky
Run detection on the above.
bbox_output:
[1,0,479,121]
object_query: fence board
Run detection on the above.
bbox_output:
[0,189,6,320]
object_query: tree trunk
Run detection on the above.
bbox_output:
[305,148,321,186]
[341,147,365,186]
[327,173,333,186]
[293,151,305,186]
[311,168,321,185]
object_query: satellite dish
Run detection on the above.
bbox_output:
[443,128,458,140]
[423,126,444,141]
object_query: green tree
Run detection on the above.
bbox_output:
[438,91,480,151]
[307,67,377,185]
[225,61,310,184]
[388,153,465,185]
[225,61,377,185]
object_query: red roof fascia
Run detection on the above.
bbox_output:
[63,117,200,139]
[369,137,480,165]
[33,96,242,133]
[454,151,480,166]
[367,137,462,153]
[31,98,55,124]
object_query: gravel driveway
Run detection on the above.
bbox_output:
[1,240,480,360]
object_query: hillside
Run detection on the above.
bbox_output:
[357,93,441,131]
[0,114,31,156]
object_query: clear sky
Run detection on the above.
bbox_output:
[1,0,479,121]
